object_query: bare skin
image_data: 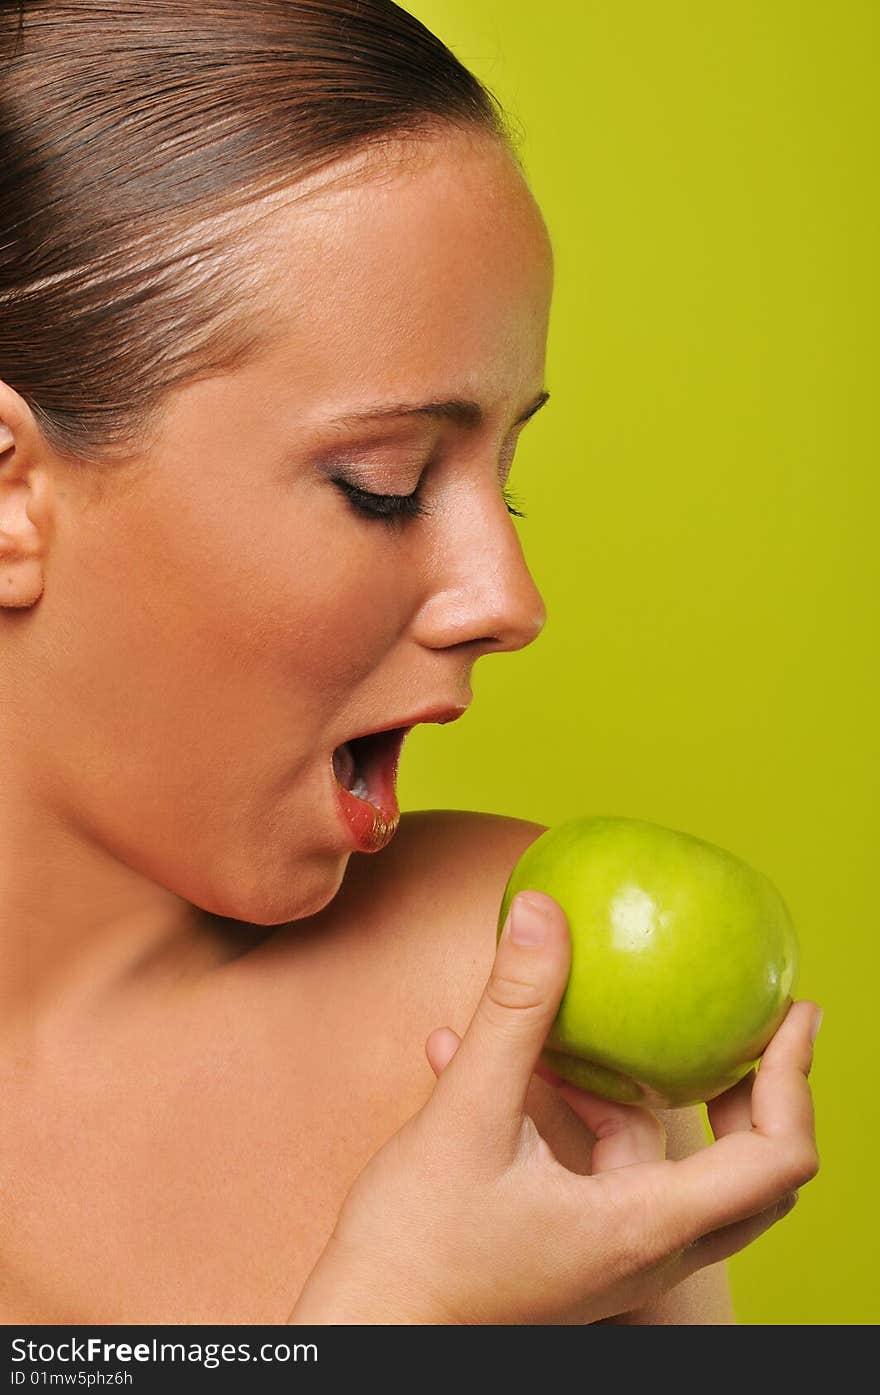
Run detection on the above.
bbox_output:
[0,810,549,1322]
[0,128,548,1018]
[0,127,551,1322]
[0,128,748,1322]
[0,807,738,1324]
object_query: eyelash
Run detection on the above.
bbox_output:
[331,476,528,524]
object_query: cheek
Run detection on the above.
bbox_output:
[41,491,419,920]
[61,473,414,783]
[136,492,416,756]
[205,511,414,700]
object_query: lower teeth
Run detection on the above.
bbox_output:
[349,775,370,801]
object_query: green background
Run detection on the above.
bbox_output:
[400,1,878,1325]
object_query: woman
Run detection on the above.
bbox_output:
[0,0,819,1324]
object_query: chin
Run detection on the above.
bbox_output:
[198,849,352,928]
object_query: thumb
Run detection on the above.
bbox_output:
[431,890,572,1154]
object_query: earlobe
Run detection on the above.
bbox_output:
[0,415,52,609]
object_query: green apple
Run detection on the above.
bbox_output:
[497,816,798,1108]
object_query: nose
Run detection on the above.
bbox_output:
[412,484,548,656]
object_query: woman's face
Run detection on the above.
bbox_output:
[15,128,554,926]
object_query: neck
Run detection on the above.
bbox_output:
[0,785,258,1045]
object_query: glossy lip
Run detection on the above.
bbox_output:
[330,727,407,854]
[330,703,469,853]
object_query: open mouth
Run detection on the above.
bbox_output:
[331,726,410,812]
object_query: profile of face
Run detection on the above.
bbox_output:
[0,127,553,931]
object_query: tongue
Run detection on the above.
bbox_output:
[332,742,357,790]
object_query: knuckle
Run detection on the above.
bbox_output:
[783,1142,820,1189]
[478,994,546,1049]
[800,1144,821,1184]
[484,971,547,1015]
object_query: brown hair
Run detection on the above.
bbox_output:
[0,0,520,468]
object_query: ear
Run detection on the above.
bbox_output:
[0,380,56,609]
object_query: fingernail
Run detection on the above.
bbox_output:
[508,892,548,945]
[810,1007,823,1043]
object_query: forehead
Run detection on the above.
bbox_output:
[243,129,554,419]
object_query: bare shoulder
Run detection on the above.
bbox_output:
[390,807,548,897]
[373,808,548,890]
[250,808,547,1048]
[361,808,549,1027]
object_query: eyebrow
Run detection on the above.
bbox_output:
[323,388,551,432]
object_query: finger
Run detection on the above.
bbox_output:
[613,1190,800,1314]
[629,1001,821,1258]
[554,1081,666,1171]
[748,999,820,1145]
[673,1190,799,1282]
[431,890,571,1155]
[534,1057,565,1087]
[705,1068,755,1138]
[425,1027,461,1076]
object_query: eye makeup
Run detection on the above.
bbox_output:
[330,474,528,526]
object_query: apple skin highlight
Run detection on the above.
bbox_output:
[497,816,799,1109]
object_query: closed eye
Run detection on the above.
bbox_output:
[331,476,528,524]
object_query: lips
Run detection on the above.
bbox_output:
[330,704,469,854]
[331,726,411,852]
[333,727,408,804]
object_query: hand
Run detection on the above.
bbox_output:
[288,891,820,1324]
